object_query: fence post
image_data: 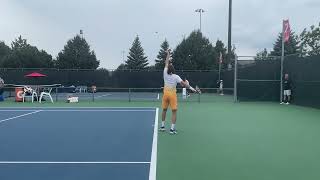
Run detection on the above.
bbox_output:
[129,88,131,102]
[233,55,238,103]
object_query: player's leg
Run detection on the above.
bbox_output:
[286,90,291,104]
[160,109,167,131]
[170,110,177,134]
[281,90,287,104]
[160,93,169,131]
[284,90,288,103]
[169,93,178,135]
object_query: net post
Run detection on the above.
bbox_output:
[55,87,58,102]
[129,88,131,102]
[233,55,238,103]
[92,89,95,102]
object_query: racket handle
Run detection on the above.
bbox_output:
[189,86,196,92]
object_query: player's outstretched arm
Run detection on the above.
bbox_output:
[165,49,171,68]
[180,80,197,93]
[181,80,201,94]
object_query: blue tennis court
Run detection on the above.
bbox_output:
[0,107,158,180]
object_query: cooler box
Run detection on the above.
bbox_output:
[15,87,24,102]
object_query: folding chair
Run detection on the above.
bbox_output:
[23,86,38,103]
[39,88,53,103]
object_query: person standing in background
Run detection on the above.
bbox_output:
[217,80,224,95]
[281,74,293,105]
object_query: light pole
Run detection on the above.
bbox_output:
[80,29,84,39]
[195,9,205,32]
[121,50,125,62]
[227,0,232,64]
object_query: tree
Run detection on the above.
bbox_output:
[255,48,272,60]
[300,22,320,56]
[1,36,54,68]
[56,35,100,69]
[125,36,149,70]
[116,63,127,71]
[147,65,156,71]
[155,39,170,70]
[214,40,230,68]
[0,41,11,66]
[172,31,216,70]
[270,31,300,56]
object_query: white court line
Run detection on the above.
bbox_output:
[0,107,158,109]
[0,110,156,112]
[157,93,160,100]
[0,110,36,112]
[29,110,155,112]
[149,108,158,180]
[0,161,150,164]
[0,110,42,124]
[95,93,112,98]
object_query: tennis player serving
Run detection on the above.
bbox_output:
[160,49,198,135]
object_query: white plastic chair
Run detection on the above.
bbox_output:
[23,87,38,103]
[39,88,53,103]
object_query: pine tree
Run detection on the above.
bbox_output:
[155,39,169,70]
[270,31,300,56]
[172,31,216,70]
[125,36,149,70]
[56,35,100,69]
[0,41,11,66]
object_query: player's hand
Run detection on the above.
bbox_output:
[184,80,190,86]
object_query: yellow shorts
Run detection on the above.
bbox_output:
[162,89,178,110]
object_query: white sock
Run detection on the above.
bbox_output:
[161,121,165,127]
[171,124,175,130]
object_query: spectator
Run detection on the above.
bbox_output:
[281,73,293,105]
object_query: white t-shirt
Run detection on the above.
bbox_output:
[219,82,223,89]
[163,67,183,89]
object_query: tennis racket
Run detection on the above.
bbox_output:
[195,85,202,94]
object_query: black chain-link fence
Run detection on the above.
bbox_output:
[1,54,320,109]
[284,55,320,108]
[237,57,281,101]
[0,68,234,89]
[0,68,235,103]
[236,55,320,109]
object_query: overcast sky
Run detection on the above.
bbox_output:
[0,0,319,69]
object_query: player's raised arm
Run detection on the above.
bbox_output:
[165,49,171,68]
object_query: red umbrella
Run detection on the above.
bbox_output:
[25,72,47,77]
